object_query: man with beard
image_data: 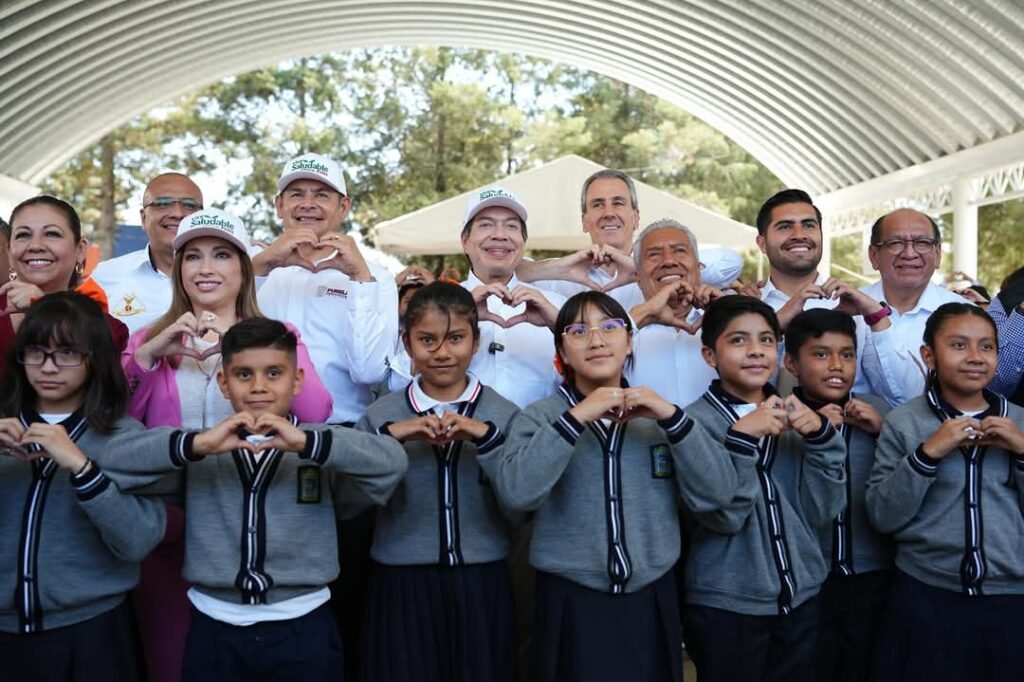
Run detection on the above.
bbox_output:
[754,189,894,392]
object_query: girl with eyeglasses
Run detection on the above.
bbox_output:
[866,302,1024,682]
[0,292,165,681]
[358,281,521,682]
[485,291,740,681]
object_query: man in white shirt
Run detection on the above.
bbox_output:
[625,219,720,407]
[459,186,565,408]
[253,153,398,425]
[859,208,966,405]
[91,173,203,333]
[516,169,743,310]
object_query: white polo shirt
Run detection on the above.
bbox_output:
[859,280,967,406]
[462,273,566,408]
[90,248,172,334]
[626,309,718,408]
[257,262,398,424]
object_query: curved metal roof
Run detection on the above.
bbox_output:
[1,0,1022,195]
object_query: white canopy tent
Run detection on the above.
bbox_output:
[372,155,758,256]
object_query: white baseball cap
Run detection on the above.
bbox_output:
[277,153,347,196]
[462,186,528,228]
[173,208,250,254]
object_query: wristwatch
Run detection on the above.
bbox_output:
[863,302,893,326]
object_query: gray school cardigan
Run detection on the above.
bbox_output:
[357,383,520,566]
[101,417,407,605]
[0,416,166,633]
[682,385,846,616]
[795,390,895,576]
[483,384,740,595]
[866,391,1024,596]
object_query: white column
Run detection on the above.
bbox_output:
[951,176,979,280]
[861,221,874,276]
[0,173,38,222]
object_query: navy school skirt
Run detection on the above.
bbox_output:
[360,560,517,682]
[534,569,682,682]
[873,570,1024,682]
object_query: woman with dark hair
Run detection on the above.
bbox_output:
[0,196,128,381]
[0,292,165,681]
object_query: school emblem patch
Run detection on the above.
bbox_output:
[650,444,673,479]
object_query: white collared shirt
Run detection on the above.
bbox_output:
[90,248,172,334]
[461,272,565,408]
[257,261,398,423]
[860,280,968,405]
[188,586,330,627]
[760,271,838,313]
[626,309,718,408]
[409,373,481,415]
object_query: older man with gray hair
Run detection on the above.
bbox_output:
[625,218,721,408]
[516,170,743,309]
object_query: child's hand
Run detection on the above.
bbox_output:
[978,416,1024,455]
[569,387,630,424]
[20,423,88,472]
[193,413,258,456]
[733,396,789,438]
[785,395,824,436]
[437,411,490,442]
[0,418,28,460]
[622,387,677,422]
[921,416,982,460]
[818,404,845,429]
[386,415,445,443]
[250,413,309,453]
[844,399,884,435]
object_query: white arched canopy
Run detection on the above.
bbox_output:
[2,1,1023,273]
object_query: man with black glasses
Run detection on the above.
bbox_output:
[91,172,204,332]
[860,208,964,404]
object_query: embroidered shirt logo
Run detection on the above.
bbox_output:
[316,286,348,298]
[113,293,145,317]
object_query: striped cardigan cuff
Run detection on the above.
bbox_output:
[657,407,693,444]
[553,410,584,445]
[804,418,836,445]
[909,444,940,477]
[169,431,200,466]
[724,428,759,457]
[71,463,110,501]
[299,429,333,464]
[377,422,396,438]
[1014,456,1024,473]
[473,422,505,454]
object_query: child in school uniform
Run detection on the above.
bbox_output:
[782,309,892,682]
[680,295,846,682]
[101,317,408,682]
[485,291,740,682]
[0,292,166,681]
[866,302,1024,682]
[357,282,520,682]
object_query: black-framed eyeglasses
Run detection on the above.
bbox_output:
[875,237,939,255]
[143,197,203,212]
[562,318,628,345]
[18,347,87,367]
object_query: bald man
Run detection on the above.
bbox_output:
[91,172,204,332]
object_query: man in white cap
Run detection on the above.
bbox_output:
[459,185,565,408]
[515,169,744,308]
[252,153,398,680]
[253,153,398,424]
[92,172,204,333]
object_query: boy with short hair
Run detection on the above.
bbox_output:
[783,308,891,682]
[681,295,846,682]
[102,318,408,682]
